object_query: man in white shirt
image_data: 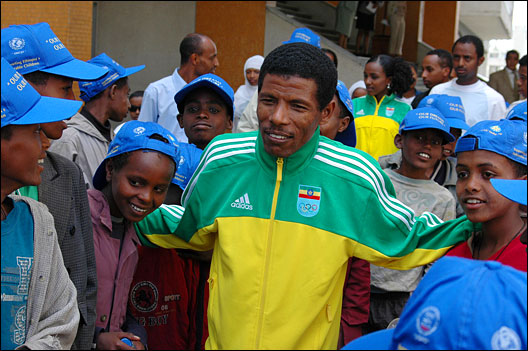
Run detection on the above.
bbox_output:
[430,35,506,127]
[488,50,520,104]
[138,33,219,142]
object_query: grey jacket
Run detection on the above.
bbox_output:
[10,195,79,350]
[48,112,111,189]
[378,150,464,217]
[39,152,97,350]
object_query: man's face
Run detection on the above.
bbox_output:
[128,96,143,120]
[29,74,75,140]
[109,83,131,122]
[506,52,519,71]
[177,87,232,150]
[421,55,450,89]
[258,74,333,158]
[195,38,219,76]
[517,65,527,98]
[1,124,46,190]
[452,42,484,85]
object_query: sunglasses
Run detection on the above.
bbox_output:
[129,105,141,112]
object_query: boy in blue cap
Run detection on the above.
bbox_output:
[446,118,527,271]
[89,120,179,350]
[49,52,145,189]
[129,73,234,349]
[2,23,108,349]
[343,256,527,350]
[1,58,83,349]
[367,107,457,333]
[319,81,370,347]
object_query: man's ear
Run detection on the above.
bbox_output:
[177,113,184,128]
[442,67,451,80]
[394,133,404,149]
[321,99,336,124]
[191,52,199,66]
[109,84,117,100]
[338,116,351,133]
[478,55,485,67]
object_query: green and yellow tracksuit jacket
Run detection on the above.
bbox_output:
[353,94,411,161]
[134,129,474,350]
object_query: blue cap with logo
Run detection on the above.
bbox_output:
[1,57,83,128]
[490,179,527,206]
[343,256,527,350]
[417,94,469,130]
[455,119,527,165]
[174,73,235,119]
[79,53,145,102]
[282,27,321,48]
[399,107,455,143]
[172,142,203,190]
[1,22,108,80]
[334,80,357,147]
[92,120,180,190]
[505,100,527,122]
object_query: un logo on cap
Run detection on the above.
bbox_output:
[9,38,25,51]
[133,127,146,135]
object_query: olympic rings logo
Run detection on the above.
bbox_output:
[298,202,318,213]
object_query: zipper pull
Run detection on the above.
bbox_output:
[276,158,283,182]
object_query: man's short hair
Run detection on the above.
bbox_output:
[506,50,520,60]
[519,55,527,67]
[426,48,453,71]
[23,70,50,86]
[258,42,337,111]
[130,90,144,99]
[180,33,205,65]
[452,35,484,58]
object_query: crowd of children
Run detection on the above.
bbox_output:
[1,20,526,351]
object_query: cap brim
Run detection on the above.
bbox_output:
[490,179,527,206]
[40,57,109,81]
[175,80,233,118]
[92,159,108,190]
[9,96,82,126]
[342,329,394,350]
[123,65,146,78]
[445,117,470,131]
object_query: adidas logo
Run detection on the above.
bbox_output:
[356,109,365,115]
[231,193,253,210]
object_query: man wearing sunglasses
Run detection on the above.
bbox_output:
[114,91,144,136]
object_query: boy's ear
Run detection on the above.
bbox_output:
[177,114,184,128]
[338,116,351,133]
[394,133,403,149]
[105,160,114,182]
[225,116,233,131]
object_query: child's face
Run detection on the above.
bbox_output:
[440,127,463,160]
[456,150,522,223]
[396,129,444,171]
[319,96,350,140]
[178,88,232,150]
[106,150,174,222]
[1,124,46,190]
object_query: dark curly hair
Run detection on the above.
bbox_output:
[367,54,413,97]
[258,42,337,111]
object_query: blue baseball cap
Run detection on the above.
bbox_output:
[505,101,527,122]
[399,107,455,143]
[1,22,108,80]
[455,119,527,165]
[334,80,357,147]
[490,179,527,206]
[92,120,180,190]
[343,256,527,350]
[172,142,203,190]
[79,53,145,102]
[282,27,321,48]
[417,94,469,130]
[174,73,235,119]
[1,57,82,128]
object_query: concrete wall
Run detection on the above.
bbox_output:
[265,6,366,90]
[93,1,196,95]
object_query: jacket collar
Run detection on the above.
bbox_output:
[255,127,320,177]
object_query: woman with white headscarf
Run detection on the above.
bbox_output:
[233,55,264,131]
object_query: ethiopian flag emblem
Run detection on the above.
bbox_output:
[297,185,321,217]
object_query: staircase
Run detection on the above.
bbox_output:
[276,1,359,56]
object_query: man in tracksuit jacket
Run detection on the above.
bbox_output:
[133,43,475,349]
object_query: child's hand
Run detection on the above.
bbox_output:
[132,339,146,350]
[96,332,141,350]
